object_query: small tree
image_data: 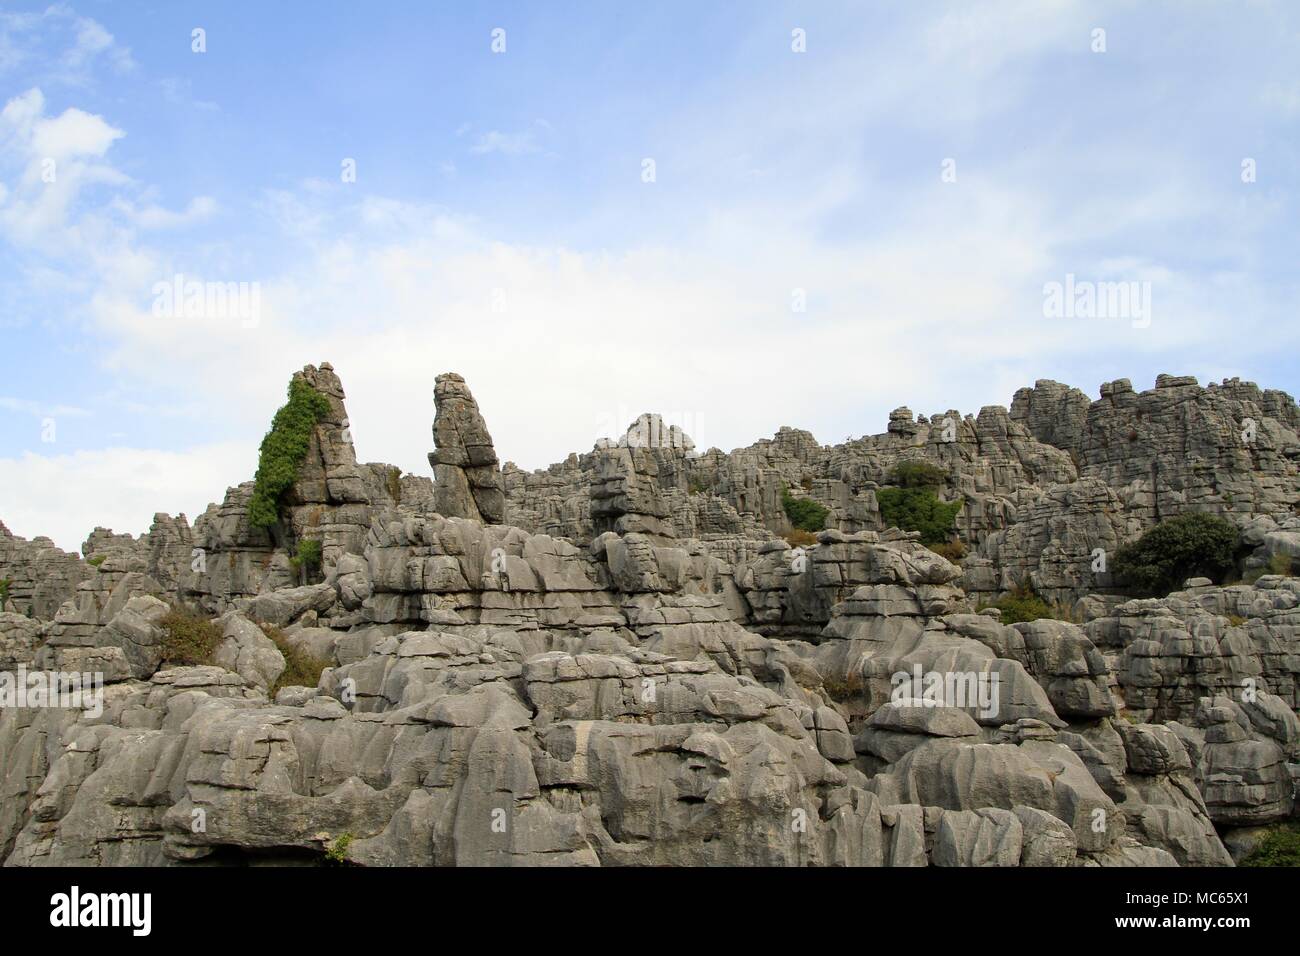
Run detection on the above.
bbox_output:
[1112,512,1240,597]
[290,539,323,584]
[877,486,962,545]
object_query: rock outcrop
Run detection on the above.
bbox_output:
[429,372,505,525]
[0,521,92,619]
[2,366,1297,868]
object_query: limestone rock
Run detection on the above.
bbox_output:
[429,373,505,524]
[3,365,1300,868]
[213,612,285,691]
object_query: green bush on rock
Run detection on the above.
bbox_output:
[1241,824,1300,867]
[159,606,223,666]
[890,460,949,489]
[874,461,962,546]
[781,486,830,532]
[1113,512,1240,597]
[290,539,323,584]
[977,584,1074,625]
[877,488,962,545]
[248,377,332,531]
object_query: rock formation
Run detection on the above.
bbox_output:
[428,372,505,525]
[1,366,1297,867]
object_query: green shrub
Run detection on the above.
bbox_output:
[289,539,323,584]
[978,584,1071,625]
[248,377,332,531]
[259,623,331,696]
[877,486,962,545]
[1112,512,1240,597]
[160,607,223,666]
[889,460,949,489]
[1241,824,1300,867]
[86,555,106,568]
[781,486,830,532]
[324,832,356,866]
[0,578,10,606]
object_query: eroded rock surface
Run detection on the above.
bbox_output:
[2,366,1297,867]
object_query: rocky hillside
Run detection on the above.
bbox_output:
[1,363,1297,867]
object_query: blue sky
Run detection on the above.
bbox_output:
[1,0,1298,550]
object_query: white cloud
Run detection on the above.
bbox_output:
[0,442,255,552]
[0,86,44,130]
[0,88,134,254]
[19,168,1287,531]
[31,104,124,159]
[68,179,1132,478]
[0,6,133,84]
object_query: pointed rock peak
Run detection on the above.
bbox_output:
[429,372,504,524]
[296,362,345,400]
[289,363,351,434]
[431,373,499,468]
[287,362,358,468]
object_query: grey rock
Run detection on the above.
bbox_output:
[213,612,284,691]
[429,373,505,524]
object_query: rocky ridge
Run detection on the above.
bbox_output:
[1,365,1297,867]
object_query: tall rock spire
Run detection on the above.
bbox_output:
[292,362,369,505]
[428,372,505,524]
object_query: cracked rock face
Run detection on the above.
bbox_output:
[2,366,1298,867]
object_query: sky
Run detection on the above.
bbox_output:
[0,0,1297,552]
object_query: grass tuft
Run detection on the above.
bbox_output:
[259,622,331,696]
[159,606,223,666]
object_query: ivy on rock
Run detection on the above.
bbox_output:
[248,377,331,530]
